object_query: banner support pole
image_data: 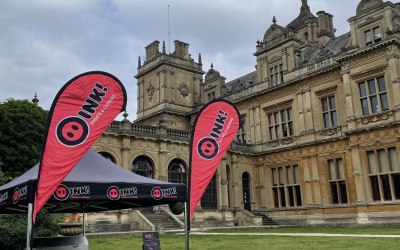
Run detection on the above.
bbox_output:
[184,202,189,250]
[26,203,33,250]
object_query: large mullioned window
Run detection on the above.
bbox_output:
[268,108,293,140]
[236,119,247,143]
[321,95,337,128]
[367,147,400,202]
[328,158,348,204]
[271,165,302,208]
[269,64,284,87]
[359,76,388,115]
[364,27,381,45]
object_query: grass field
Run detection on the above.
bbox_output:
[88,226,400,250]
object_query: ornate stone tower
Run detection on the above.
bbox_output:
[135,40,204,130]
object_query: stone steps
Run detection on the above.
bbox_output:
[142,212,182,230]
[253,213,279,226]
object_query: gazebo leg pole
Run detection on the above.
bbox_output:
[26,203,33,250]
[83,212,85,235]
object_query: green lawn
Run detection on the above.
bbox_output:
[208,226,400,235]
[88,227,400,250]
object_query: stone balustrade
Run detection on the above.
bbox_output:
[106,121,348,154]
[106,121,190,142]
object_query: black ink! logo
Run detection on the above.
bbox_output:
[12,188,19,204]
[197,137,219,159]
[151,187,162,200]
[107,186,120,200]
[53,184,69,201]
[53,184,90,200]
[56,116,89,147]
[197,110,228,160]
[0,191,8,204]
[12,186,28,204]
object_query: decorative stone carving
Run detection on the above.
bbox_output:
[386,45,400,60]
[356,0,384,16]
[267,137,295,148]
[393,12,400,31]
[98,137,113,144]
[360,111,392,124]
[296,84,310,94]
[178,83,190,97]
[340,62,350,75]
[320,127,339,136]
[392,78,400,84]
[146,83,155,102]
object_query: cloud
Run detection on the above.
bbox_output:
[0,0,359,119]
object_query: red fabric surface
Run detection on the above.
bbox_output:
[33,72,126,223]
[189,100,239,219]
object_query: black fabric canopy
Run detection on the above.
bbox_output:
[0,150,186,214]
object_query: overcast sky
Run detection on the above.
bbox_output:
[0,0,359,119]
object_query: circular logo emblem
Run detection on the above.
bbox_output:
[151,187,163,200]
[197,137,219,160]
[12,188,19,204]
[53,184,69,201]
[56,116,89,147]
[107,186,120,200]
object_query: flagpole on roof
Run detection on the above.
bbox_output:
[168,5,171,54]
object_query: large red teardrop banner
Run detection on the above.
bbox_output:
[33,71,127,223]
[189,99,240,219]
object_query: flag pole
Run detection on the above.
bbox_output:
[26,203,33,250]
[184,202,190,250]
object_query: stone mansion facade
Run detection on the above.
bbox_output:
[93,0,400,225]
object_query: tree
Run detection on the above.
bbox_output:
[0,99,47,182]
[0,209,61,250]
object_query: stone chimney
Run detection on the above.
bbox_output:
[317,11,334,47]
[145,40,160,62]
[173,40,190,60]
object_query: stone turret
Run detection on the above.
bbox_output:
[135,39,204,130]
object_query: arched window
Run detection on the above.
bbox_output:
[201,174,217,209]
[99,152,116,163]
[168,159,186,184]
[132,156,153,178]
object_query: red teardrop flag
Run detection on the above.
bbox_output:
[189,99,239,219]
[33,71,127,223]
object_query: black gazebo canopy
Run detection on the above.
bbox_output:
[0,149,186,214]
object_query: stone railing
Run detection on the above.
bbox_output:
[131,124,158,134]
[106,121,348,154]
[106,121,190,142]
